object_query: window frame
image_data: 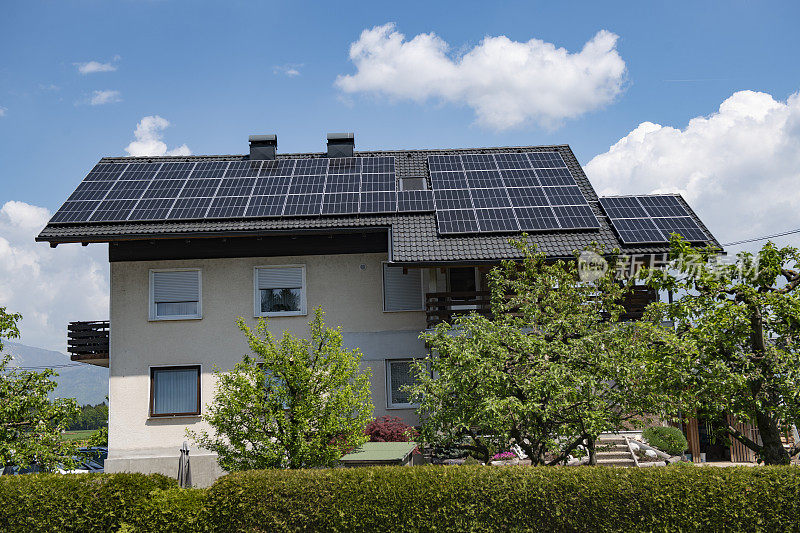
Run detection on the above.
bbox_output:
[148,268,202,321]
[382,262,425,313]
[399,176,428,191]
[253,264,307,318]
[385,358,421,409]
[149,364,202,418]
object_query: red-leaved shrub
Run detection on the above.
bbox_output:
[364,416,418,442]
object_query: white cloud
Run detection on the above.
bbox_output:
[124,115,191,157]
[274,64,303,77]
[89,89,122,106]
[75,59,118,74]
[0,201,108,352]
[0,107,6,117]
[335,23,627,130]
[585,89,800,249]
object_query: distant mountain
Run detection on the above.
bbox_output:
[3,341,108,405]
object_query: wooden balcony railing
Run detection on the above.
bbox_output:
[67,321,109,363]
[425,286,658,328]
[425,291,492,328]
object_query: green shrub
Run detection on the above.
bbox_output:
[204,465,800,532]
[0,473,186,532]
[643,426,689,455]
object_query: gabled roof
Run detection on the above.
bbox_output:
[36,145,721,263]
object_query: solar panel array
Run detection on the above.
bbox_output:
[427,152,599,234]
[598,195,709,244]
[51,157,439,224]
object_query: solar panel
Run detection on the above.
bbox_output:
[551,205,600,229]
[50,201,101,223]
[514,206,560,231]
[142,179,186,199]
[528,152,566,168]
[436,209,479,234]
[360,173,394,192]
[217,178,256,197]
[494,153,532,170]
[475,208,519,232]
[252,176,291,196]
[324,175,360,193]
[398,190,434,212]
[90,199,137,221]
[84,163,127,181]
[433,189,473,210]
[359,191,396,213]
[258,159,295,177]
[543,186,587,206]
[288,175,325,195]
[105,180,149,200]
[535,167,576,187]
[67,180,114,201]
[168,197,212,219]
[293,159,328,175]
[507,187,548,207]
[207,196,249,218]
[191,161,229,179]
[599,195,710,244]
[284,194,322,216]
[245,195,285,217]
[157,162,195,180]
[361,156,395,173]
[461,154,497,171]
[470,187,511,209]
[466,170,503,189]
[430,172,468,190]
[322,193,360,215]
[225,160,262,177]
[500,169,539,188]
[328,157,361,174]
[427,155,463,172]
[129,198,176,220]
[120,163,161,180]
[180,179,220,198]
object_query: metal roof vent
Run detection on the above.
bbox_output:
[327,132,354,158]
[249,134,277,160]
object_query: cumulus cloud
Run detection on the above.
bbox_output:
[0,107,6,117]
[0,201,108,352]
[75,56,120,74]
[124,115,191,157]
[335,23,626,130]
[585,89,800,248]
[89,89,122,105]
[274,64,302,77]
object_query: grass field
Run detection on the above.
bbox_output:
[62,429,95,442]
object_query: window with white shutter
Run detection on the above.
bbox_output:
[383,263,423,312]
[149,269,202,320]
[386,359,420,408]
[254,265,306,316]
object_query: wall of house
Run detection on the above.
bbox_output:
[105,252,429,485]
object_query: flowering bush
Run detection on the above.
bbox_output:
[491,451,516,461]
[364,416,418,442]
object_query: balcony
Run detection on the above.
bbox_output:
[425,291,491,328]
[67,321,109,367]
[424,286,657,328]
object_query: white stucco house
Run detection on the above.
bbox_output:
[37,133,719,485]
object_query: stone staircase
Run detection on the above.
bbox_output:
[594,435,636,467]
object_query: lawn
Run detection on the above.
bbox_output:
[62,429,95,442]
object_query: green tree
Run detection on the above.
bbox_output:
[0,307,80,470]
[412,240,677,464]
[641,238,800,464]
[189,309,373,470]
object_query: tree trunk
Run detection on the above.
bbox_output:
[755,411,790,465]
[587,435,597,466]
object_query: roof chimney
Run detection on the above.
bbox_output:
[249,134,277,160]
[327,132,354,158]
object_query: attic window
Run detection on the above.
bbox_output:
[399,177,427,191]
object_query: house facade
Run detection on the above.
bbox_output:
[38,134,721,485]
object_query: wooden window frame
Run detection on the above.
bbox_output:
[149,365,202,417]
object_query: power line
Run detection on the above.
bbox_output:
[723,228,800,247]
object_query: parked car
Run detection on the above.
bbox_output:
[1,447,107,475]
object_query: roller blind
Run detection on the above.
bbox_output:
[152,367,199,415]
[152,270,200,318]
[257,267,303,289]
[383,264,422,311]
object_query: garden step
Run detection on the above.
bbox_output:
[596,458,636,466]
[595,451,632,459]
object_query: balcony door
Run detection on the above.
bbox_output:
[448,267,479,311]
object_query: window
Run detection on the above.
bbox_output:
[399,177,427,191]
[383,264,423,312]
[254,265,306,316]
[386,359,420,408]
[150,269,201,320]
[150,365,201,417]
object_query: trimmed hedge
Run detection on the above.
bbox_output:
[644,426,689,456]
[2,466,799,532]
[204,465,800,532]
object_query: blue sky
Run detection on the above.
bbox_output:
[2,0,800,349]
